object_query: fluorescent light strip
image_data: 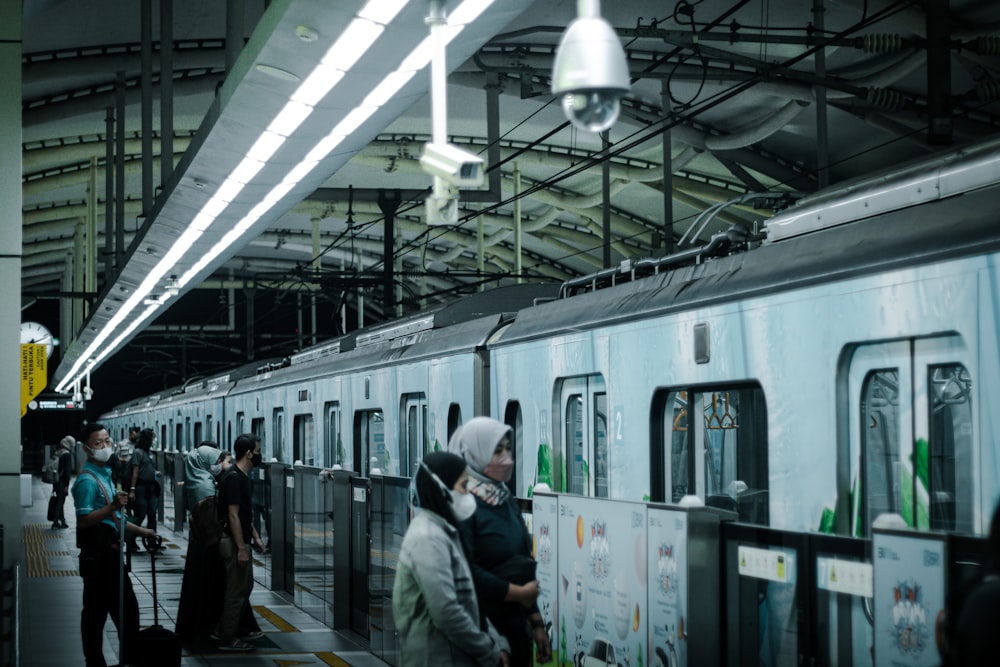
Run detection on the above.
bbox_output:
[364,70,417,107]
[358,0,409,24]
[247,131,286,162]
[61,0,500,393]
[321,18,383,70]
[268,100,313,137]
[292,65,345,106]
[449,0,496,25]
[231,157,266,184]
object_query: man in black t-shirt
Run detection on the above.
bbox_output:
[214,434,264,652]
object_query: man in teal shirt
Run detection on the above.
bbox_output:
[72,423,157,667]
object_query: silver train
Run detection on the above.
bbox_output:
[102,135,1000,545]
[101,136,1000,666]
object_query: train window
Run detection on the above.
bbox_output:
[861,370,900,532]
[556,375,607,497]
[159,425,167,452]
[324,402,342,468]
[293,414,315,466]
[652,385,768,523]
[205,415,213,444]
[354,409,385,477]
[447,404,462,442]
[928,364,972,533]
[236,411,245,434]
[401,393,428,477]
[504,402,522,494]
[185,417,191,451]
[193,421,203,448]
[273,409,285,462]
[174,423,182,452]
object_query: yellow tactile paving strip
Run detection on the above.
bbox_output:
[24,524,78,577]
[317,652,352,666]
[253,604,299,632]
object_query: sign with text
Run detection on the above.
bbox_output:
[20,344,47,416]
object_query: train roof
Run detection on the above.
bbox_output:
[493,152,1000,346]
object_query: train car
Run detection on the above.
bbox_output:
[490,136,1000,540]
[99,136,1000,666]
[208,283,557,472]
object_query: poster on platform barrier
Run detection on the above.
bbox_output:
[647,507,688,667]
[872,530,946,667]
[557,496,647,667]
[532,493,559,666]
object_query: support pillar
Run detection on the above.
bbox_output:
[0,0,23,569]
[377,191,400,314]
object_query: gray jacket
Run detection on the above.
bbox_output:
[392,509,508,667]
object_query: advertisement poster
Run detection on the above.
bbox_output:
[647,507,687,667]
[872,532,946,667]
[557,496,647,667]
[533,493,559,666]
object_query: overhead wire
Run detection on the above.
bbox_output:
[298,0,926,301]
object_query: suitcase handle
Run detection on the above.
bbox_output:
[142,534,164,626]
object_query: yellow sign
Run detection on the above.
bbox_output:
[21,343,47,416]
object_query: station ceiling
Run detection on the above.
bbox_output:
[19,0,1000,413]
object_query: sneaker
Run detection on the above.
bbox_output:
[241,630,264,640]
[218,638,255,652]
[209,632,221,641]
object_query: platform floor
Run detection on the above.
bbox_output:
[18,475,390,667]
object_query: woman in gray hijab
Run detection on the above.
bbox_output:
[450,417,552,666]
[176,443,233,642]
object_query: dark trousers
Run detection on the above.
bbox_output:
[216,534,254,642]
[53,484,68,524]
[80,549,139,667]
[132,483,159,532]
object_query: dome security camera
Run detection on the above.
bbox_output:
[551,15,630,133]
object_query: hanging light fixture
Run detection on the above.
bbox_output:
[551,0,630,133]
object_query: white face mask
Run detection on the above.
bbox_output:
[89,446,113,463]
[209,464,222,477]
[450,490,477,521]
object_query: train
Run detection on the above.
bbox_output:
[98,135,1000,666]
[101,135,1000,542]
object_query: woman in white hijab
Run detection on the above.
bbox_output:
[450,417,552,666]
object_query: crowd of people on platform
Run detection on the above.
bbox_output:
[41,416,1000,667]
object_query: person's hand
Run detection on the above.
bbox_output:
[113,491,129,509]
[251,537,265,554]
[534,624,552,663]
[515,580,541,607]
[497,650,510,667]
[238,546,250,565]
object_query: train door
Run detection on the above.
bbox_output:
[294,413,315,465]
[400,393,428,477]
[354,410,385,476]
[557,376,608,496]
[848,336,974,536]
[273,408,285,462]
[324,402,342,468]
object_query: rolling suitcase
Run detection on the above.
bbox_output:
[133,534,182,667]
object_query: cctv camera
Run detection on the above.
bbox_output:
[551,16,630,133]
[419,143,486,188]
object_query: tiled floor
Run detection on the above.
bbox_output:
[18,476,390,667]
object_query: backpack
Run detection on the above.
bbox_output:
[936,572,1000,665]
[41,458,58,484]
[190,495,224,548]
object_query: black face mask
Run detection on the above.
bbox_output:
[250,452,262,467]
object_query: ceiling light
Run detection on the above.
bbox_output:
[295,25,319,42]
[551,0,629,133]
[255,63,301,82]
